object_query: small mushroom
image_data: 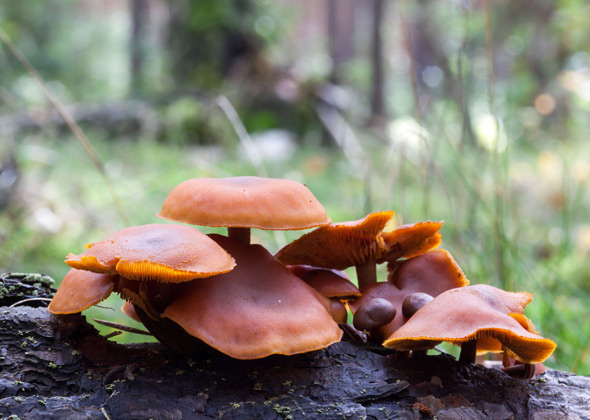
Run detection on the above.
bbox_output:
[158,176,331,244]
[382,284,557,366]
[401,292,433,318]
[353,298,396,336]
[162,234,343,359]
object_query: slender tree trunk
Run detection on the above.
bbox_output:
[130,0,148,97]
[370,0,387,124]
[327,0,355,83]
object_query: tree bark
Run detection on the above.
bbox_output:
[1,273,589,419]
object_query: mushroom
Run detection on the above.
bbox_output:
[349,249,469,341]
[382,284,557,366]
[162,234,343,359]
[353,298,396,332]
[288,265,361,324]
[49,224,235,319]
[157,176,331,244]
[276,213,444,290]
[276,211,396,289]
[48,269,115,314]
[401,292,434,318]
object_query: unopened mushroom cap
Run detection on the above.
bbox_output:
[401,292,434,318]
[289,265,361,300]
[353,298,396,331]
[48,268,115,314]
[275,211,395,270]
[65,224,235,283]
[383,284,557,364]
[378,221,443,263]
[163,234,342,359]
[158,177,330,231]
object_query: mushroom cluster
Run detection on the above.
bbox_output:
[48,175,556,372]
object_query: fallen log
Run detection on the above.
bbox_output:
[1,273,589,419]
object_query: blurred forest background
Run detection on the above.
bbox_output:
[1,0,589,374]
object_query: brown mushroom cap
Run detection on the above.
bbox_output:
[382,284,557,364]
[65,224,235,283]
[349,249,469,338]
[289,265,361,300]
[275,211,395,270]
[48,268,115,314]
[389,249,468,294]
[353,298,396,332]
[121,301,141,323]
[162,234,342,359]
[401,292,434,318]
[157,176,330,231]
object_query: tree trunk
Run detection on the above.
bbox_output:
[2,273,589,419]
[369,0,387,125]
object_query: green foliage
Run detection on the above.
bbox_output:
[1,0,590,373]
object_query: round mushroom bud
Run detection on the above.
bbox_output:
[353,298,396,332]
[401,292,434,318]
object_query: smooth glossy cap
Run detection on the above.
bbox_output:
[163,234,343,359]
[66,224,235,283]
[383,284,557,364]
[401,292,434,318]
[289,265,361,300]
[353,298,396,331]
[158,176,330,230]
[48,268,115,314]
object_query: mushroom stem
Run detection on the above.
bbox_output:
[355,261,377,290]
[228,227,251,245]
[502,363,535,379]
[458,339,478,364]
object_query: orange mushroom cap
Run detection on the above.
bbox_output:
[163,234,343,359]
[48,268,115,314]
[377,221,443,264]
[157,176,330,231]
[275,211,395,270]
[382,284,557,364]
[65,224,235,283]
[349,249,469,338]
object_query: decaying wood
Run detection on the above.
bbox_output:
[1,273,589,419]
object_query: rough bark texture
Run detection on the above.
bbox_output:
[1,273,589,420]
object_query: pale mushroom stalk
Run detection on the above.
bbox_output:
[228,227,251,245]
[355,261,377,290]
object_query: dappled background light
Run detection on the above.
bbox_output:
[1,0,590,374]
